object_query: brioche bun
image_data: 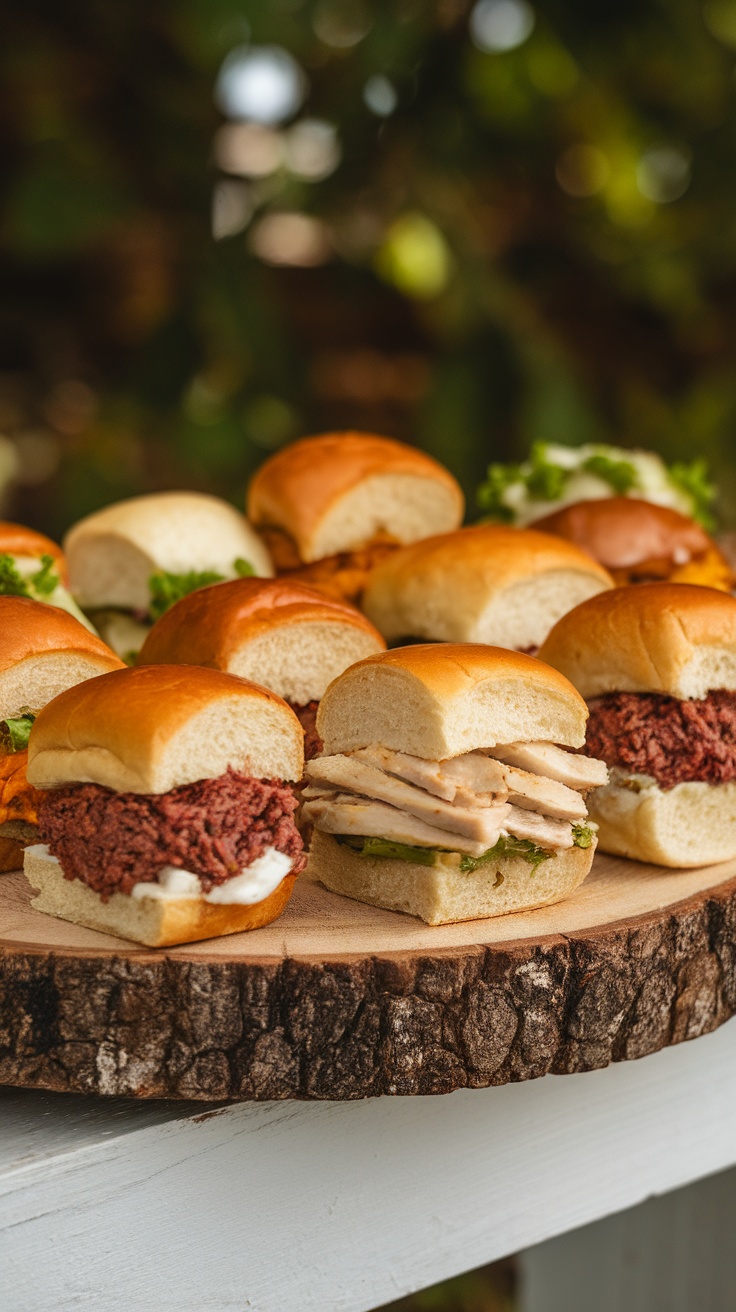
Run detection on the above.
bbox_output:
[138,577,385,703]
[0,522,67,579]
[0,596,124,720]
[532,497,732,589]
[64,492,273,611]
[24,846,296,946]
[538,583,736,700]
[587,779,736,868]
[27,663,304,793]
[316,643,588,759]
[247,432,464,564]
[362,524,613,648]
[308,829,595,925]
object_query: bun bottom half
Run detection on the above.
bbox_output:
[24,848,296,947]
[307,829,595,926]
[588,779,736,868]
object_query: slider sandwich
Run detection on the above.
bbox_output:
[24,665,307,946]
[0,521,94,630]
[538,584,736,867]
[247,431,464,605]
[138,577,385,758]
[0,597,123,872]
[362,525,613,652]
[533,498,733,591]
[64,492,273,660]
[303,645,607,925]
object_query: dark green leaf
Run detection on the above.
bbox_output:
[234,557,255,577]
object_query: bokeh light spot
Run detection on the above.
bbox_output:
[375,213,452,299]
[215,124,284,177]
[636,147,691,203]
[363,75,398,116]
[249,212,331,265]
[703,0,736,49]
[284,120,341,180]
[313,0,373,48]
[212,180,254,240]
[470,0,535,53]
[215,45,307,125]
[556,144,609,197]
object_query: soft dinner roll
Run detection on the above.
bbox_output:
[362,524,613,649]
[137,577,385,705]
[532,497,733,590]
[0,597,123,872]
[247,431,464,565]
[537,583,736,701]
[65,491,273,613]
[27,663,303,793]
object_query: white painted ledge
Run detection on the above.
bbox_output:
[4,1020,736,1312]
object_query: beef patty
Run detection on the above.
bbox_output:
[38,767,306,899]
[585,689,736,791]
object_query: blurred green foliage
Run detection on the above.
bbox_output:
[3,0,736,539]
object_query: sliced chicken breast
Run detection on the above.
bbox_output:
[302,794,495,857]
[306,755,510,842]
[489,742,608,790]
[500,766,587,821]
[503,805,574,849]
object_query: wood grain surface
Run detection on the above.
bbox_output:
[2,852,736,1100]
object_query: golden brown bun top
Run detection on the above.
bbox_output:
[532,497,716,570]
[247,431,464,562]
[0,596,124,674]
[138,576,385,669]
[28,663,304,792]
[538,583,736,700]
[0,522,67,579]
[365,523,613,587]
[317,642,589,757]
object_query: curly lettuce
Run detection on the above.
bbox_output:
[148,556,256,620]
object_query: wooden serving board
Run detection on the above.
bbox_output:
[2,852,736,1101]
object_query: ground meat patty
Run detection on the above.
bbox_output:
[38,767,307,900]
[585,690,736,790]
[289,700,322,760]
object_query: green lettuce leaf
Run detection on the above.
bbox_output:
[148,568,226,620]
[580,453,638,494]
[148,557,257,620]
[337,835,439,865]
[571,823,596,849]
[525,442,570,501]
[476,462,523,521]
[459,834,552,874]
[1,713,35,753]
[0,552,61,602]
[0,554,32,598]
[667,458,716,530]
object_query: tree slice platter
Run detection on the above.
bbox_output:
[2,852,736,1101]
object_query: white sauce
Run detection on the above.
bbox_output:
[26,843,292,906]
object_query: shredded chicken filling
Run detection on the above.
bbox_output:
[303,740,608,859]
